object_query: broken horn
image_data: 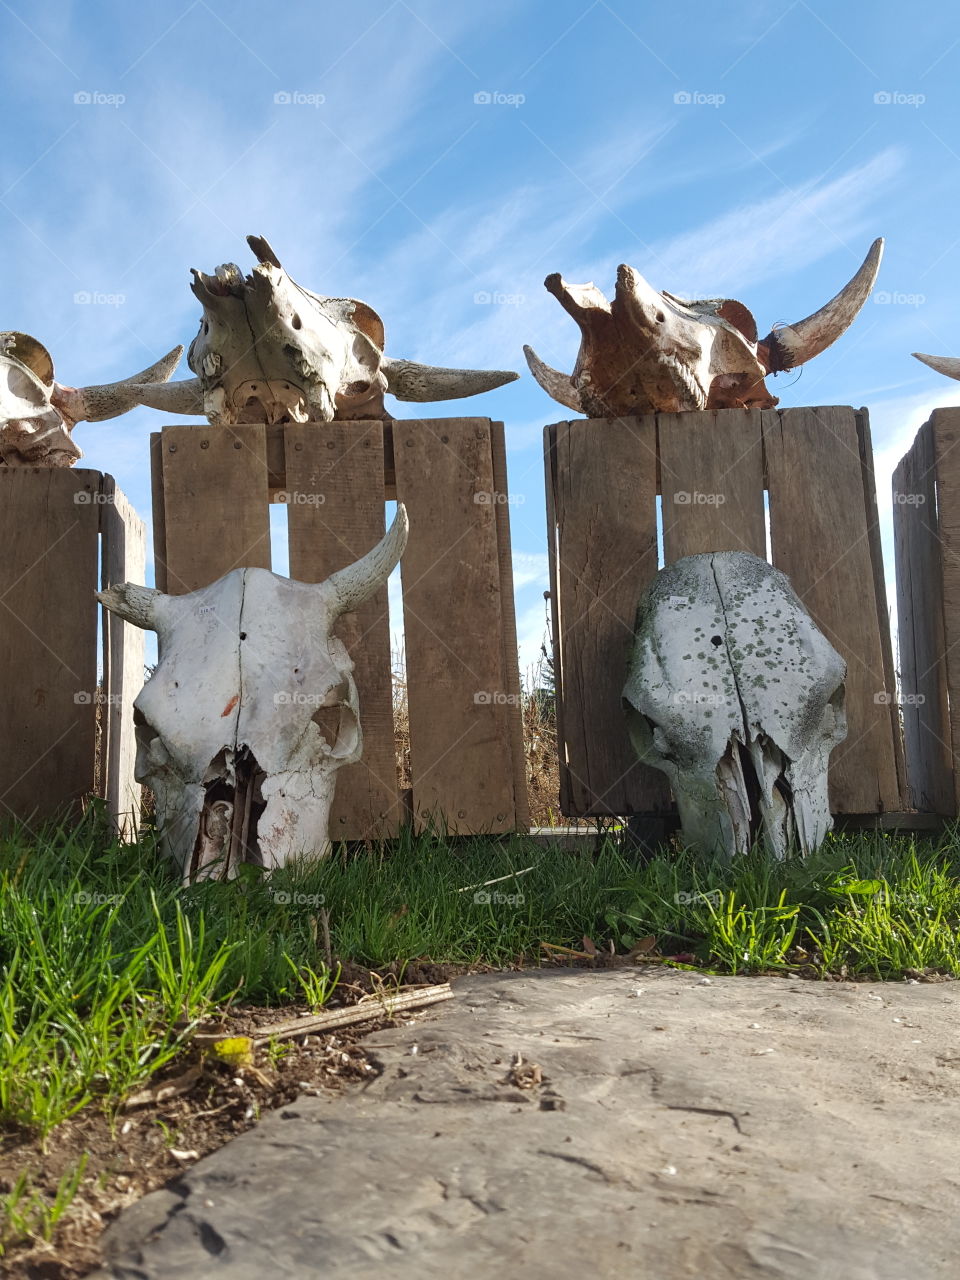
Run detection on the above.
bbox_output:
[763,237,883,372]
[76,346,190,421]
[324,504,408,617]
[522,344,582,413]
[97,583,165,631]
[246,233,283,268]
[381,357,519,402]
[912,351,960,382]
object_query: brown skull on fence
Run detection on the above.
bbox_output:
[115,236,520,426]
[524,239,883,417]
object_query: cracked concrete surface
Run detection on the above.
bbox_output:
[92,968,960,1279]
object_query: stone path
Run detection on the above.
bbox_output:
[92,968,960,1279]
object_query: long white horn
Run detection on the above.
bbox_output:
[77,346,189,421]
[324,505,408,617]
[522,344,582,412]
[382,357,518,402]
[103,376,206,417]
[763,238,883,372]
[913,351,960,382]
[97,583,164,631]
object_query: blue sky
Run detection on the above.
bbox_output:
[3,0,960,675]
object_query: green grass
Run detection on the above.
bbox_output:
[1,806,960,1252]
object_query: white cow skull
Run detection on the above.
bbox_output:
[525,239,882,417]
[98,506,407,881]
[622,552,847,859]
[0,331,183,467]
[117,235,519,426]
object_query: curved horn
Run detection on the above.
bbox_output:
[97,583,164,631]
[912,352,960,382]
[77,345,188,421]
[522,344,582,412]
[103,376,205,417]
[324,504,408,617]
[763,237,883,372]
[382,357,518,402]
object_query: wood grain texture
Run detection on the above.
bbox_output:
[549,416,669,815]
[0,469,100,821]
[393,418,519,833]
[930,407,960,816]
[763,406,900,813]
[100,477,145,836]
[284,421,399,840]
[490,420,531,830]
[159,425,271,594]
[659,408,766,562]
[893,419,953,814]
[149,433,168,593]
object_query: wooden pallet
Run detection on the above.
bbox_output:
[893,409,959,816]
[545,406,907,819]
[150,419,528,839]
[0,469,144,830]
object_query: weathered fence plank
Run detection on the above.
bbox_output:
[284,421,399,839]
[393,418,519,832]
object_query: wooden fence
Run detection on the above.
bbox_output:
[150,418,529,839]
[545,406,908,820]
[893,408,958,816]
[0,469,144,830]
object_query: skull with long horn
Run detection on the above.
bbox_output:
[125,236,519,427]
[0,332,183,467]
[524,239,883,417]
[97,505,408,882]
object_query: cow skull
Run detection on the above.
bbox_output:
[622,552,847,859]
[98,506,408,881]
[525,239,882,416]
[120,236,519,426]
[913,351,960,382]
[0,332,183,467]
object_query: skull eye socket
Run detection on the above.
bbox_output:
[291,313,302,330]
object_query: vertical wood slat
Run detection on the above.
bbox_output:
[857,409,907,806]
[659,409,766,562]
[543,426,571,812]
[0,469,100,822]
[549,418,668,815]
[930,407,960,816]
[100,477,146,835]
[893,420,953,813]
[160,425,271,594]
[284,421,399,840]
[393,418,518,833]
[490,421,530,831]
[149,432,168,593]
[763,406,900,814]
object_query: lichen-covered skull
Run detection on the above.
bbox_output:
[98,506,407,881]
[622,552,847,859]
